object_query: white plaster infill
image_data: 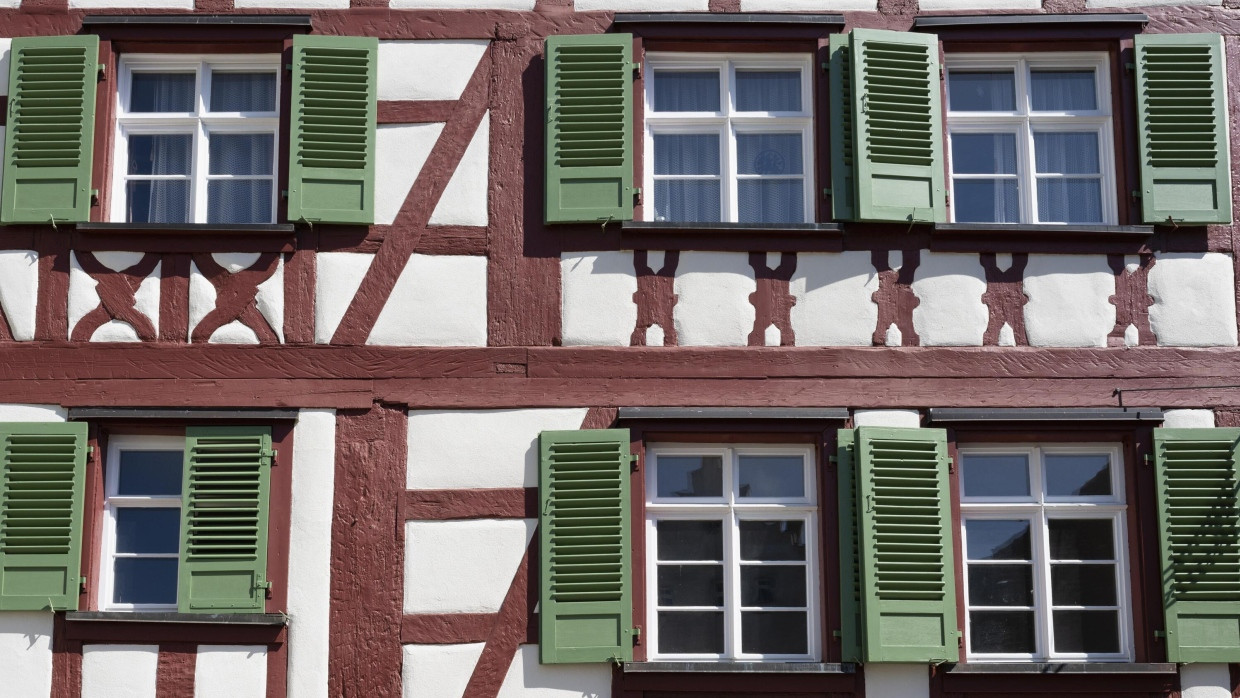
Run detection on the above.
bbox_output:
[853,410,921,429]
[234,0,347,7]
[864,663,929,698]
[390,0,534,8]
[789,251,880,347]
[404,519,536,614]
[920,0,1036,9]
[1087,0,1218,7]
[314,252,374,344]
[1180,663,1231,698]
[195,646,267,698]
[742,0,876,9]
[1162,409,1216,429]
[429,112,490,227]
[575,0,707,9]
[368,254,487,347]
[0,40,12,91]
[0,404,68,422]
[497,645,611,698]
[81,645,159,698]
[377,41,490,101]
[0,612,54,698]
[69,0,192,8]
[673,251,757,347]
[374,123,444,226]
[1148,252,1238,347]
[910,253,987,347]
[1022,254,1115,348]
[0,249,39,342]
[403,643,485,698]
[560,252,639,347]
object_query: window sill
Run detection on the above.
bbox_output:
[623,221,842,235]
[68,222,297,253]
[75,223,295,235]
[946,663,1176,675]
[65,611,286,625]
[63,611,287,644]
[623,662,855,674]
[933,223,1154,237]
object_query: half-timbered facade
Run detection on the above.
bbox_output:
[2,1,1240,697]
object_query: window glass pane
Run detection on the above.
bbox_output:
[737,180,804,224]
[654,134,720,175]
[657,520,723,561]
[653,71,720,112]
[653,180,722,223]
[737,455,804,498]
[1053,610,1120,653]
[208,180,274,224]
[961,454,1030,497]
[128,134,193,176]
[967,563,1033,606]
[210,71,277,112]
[741,612,807,654]
[113,558,178,605]
[1036,178,1103,224]
[953,180,1020,224]
[130,73,195,112]
[736,70,802,112]
[126,181,191,224]
[1051,564,1117,606]
[1045,454,1112,497]
[209,134,275,176]
[658,611,724,653]
[951,133,1018,175]
[970,610,1035,653]
[740,565,806,607]
[1048,519,1114,560]
[965,519,1032,560]
[658,565,724,606]
[116,450,183,496]
[114,508,180,554]
[656,455,723,498]
[737,133,803,175]
[948,71,1016,111]
[1031,70,1097,112]
[739,520,805,561]
[1034,132,1100,174]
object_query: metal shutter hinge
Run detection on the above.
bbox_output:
[832,629,842,638]
[821,61,829,73]
[285,63,293,71]
[79,576,87,591]
[632,61,641,77]
[822,187,831,200]
[628,453,639,471]
[262,447,277,466]
[947,456,955,473]
[1143,454,1153,467]
[633,187,642,205]
[1131,190,1142,200]
[97,64,106,80]
[1155,630,1167,638]
[1126,62,1136,72]
[632,626,642,646]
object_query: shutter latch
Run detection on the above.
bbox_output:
[255,577,273,597]
[947,456,955,473]
[632,625,642,646]
[628,453,639,471]
[262,447,276,467]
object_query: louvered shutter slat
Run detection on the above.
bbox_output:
[856,426,957,662]
[0,422,87,611]
[1154,428,1240,661]
[544,35,634,224]
[828,33,857,222]
[178,427,271,613]
[288,35,377,225]
[1136,34,1231,225]
[1,36,98,224]
[849,29,945,223]
[837,428,863,662]
[539,429,633,664]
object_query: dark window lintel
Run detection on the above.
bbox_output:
[946,662,1176,674]
[933,223,1154,237]
[65,611,287,625]
[614,13,844,25]
[68,408,299,421]
[623,661,855,674]
[82,14,312,26]
[619,407,849,421]
[928,407,1165,423]
[621,221,842,235]
[74,222,296,235]
[913,13,1148,29]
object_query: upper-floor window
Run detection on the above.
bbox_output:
[946,54,1116,225]
[644,55,814,225]
[112,55,281,225]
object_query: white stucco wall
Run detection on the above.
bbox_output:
[195,646,267,698]
[789,251,879,346]
[368,254,488,346]
[496,645,611,698]
[314,252,374,344]
[1023,254,1115,347]
[407,408,589,489]
[560,252,638,346]
[865,664,929,698]
[429,113,490,227]
[742,0,876,9]
[402,643,485,698]
[1163,409,1216,428]
[81,645,159,698]
[1148,252,1237,347]
[374,123,444,225]
[234,0,348,8]
[389,0,535,9]
[911,253,988,346]
[378,41,490,101]
[575,0,706,8]
[854,410,921,428]
[673,252,756,346]
[0,250,39,341]
[0,612,54,698]
[0,41,11,90]
[69,0,191,8]
[404,519,536,614]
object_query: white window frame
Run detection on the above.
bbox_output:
[111,54,281,225]
[643,54,815,224]
[945,53,1116,225]
[644,443,820,662]
[99,434,186,612]
[959,443,1132,662]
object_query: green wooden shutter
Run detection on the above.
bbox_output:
[178,426,272,613]
[539,429,633,664]
[1,36,98,225]
[1153,427,1240,662]
[1135,34,1231,225]
[288,35,377,225]
[856,426,957,662]
[849,29,945,223]
[829,33,856,222]
[837,428,862,662]
[0,422,87,611]
[544,34,634,225]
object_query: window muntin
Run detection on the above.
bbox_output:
[959,444,1131,662]
[945,54,1116,225]
[645,444,819,661]
[112,55,280,225]
[100,435,185,611]
[644,55,814,225]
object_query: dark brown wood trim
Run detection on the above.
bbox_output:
[283,230,317,345]
[378,100,457,124]
[266,424,294,615]
[63,619,286,644]
[35,230,71,342]
[400,612,536,645]
[51,613,83,698]
[617,668,860,693]
[403,488,536,520]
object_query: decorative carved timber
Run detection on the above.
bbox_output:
[749,251,797,347]
[631,250,680,347]
[870,248,921,346]
[1108,253,1157,346]
[980,252,1030,346]
[189,252,281,344]
[71,251,160,342]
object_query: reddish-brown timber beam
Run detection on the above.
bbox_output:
[0,379,375,408]
[400,613,537,645]
[402,488,536,520]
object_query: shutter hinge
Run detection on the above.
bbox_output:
[262,447,276,467]
[97,64,105,80]
[1126,61,1136,72]
[1154,630,1167,639]
[90,189,100,207]
[939,65,945,80]
[285,63,293,72]
[632,625,642,646]
[87,445,95,456]
[832,629,842,638]
[945,190,950,204]
[947,456,955,474]
[828,455,838,465]
[822,187,831,200]
[79,575,87,591]
[255,577,273,597]
[633,187,642,205]
[1143,454,1153,467]
[632,61,641,77]
[628,453,639,471]
[1131,190,1142,200]
[821,61,829,73]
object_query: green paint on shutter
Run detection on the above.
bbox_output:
[539,429,633,664]
[1135,34,1231,225]
[1,36,98,225]
[829,33,856,222]
[837,428,862,662]
[849,29,945,224]
[0,422,87,611]
[1154,427,1240,662]
[179,426,272,613]
[288,35,377,225]
[856,426,957,662]
[544,34,634,225]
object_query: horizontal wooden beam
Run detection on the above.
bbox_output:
[403,488,535,520]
